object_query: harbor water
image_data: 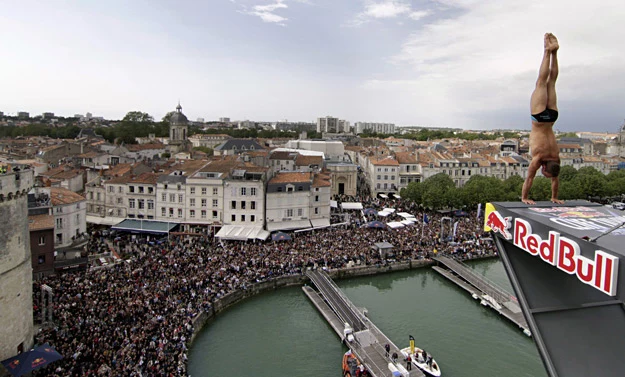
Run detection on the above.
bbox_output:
[188,258,547,377]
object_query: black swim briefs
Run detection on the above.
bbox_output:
[531,108,558,123]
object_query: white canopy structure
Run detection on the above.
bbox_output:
[215,225,270,241]
[379,194,389,198]
[386,221,405,229]
[397,212,415,219]
[382,208,396,213]
[377,211,391,217]
[400,219,416,225]
[330,200,338,208]
[341,202,363,210]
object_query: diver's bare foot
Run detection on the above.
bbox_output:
[544,33,550,50]
[549,33,559,52]
[551,198,564,204]
[522,198,536,205]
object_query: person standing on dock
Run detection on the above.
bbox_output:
[385,343,390,357]
[406,353,412,370]
[392,352,398,363]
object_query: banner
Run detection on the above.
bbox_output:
[453,221,459,238]
[477,203,482,219]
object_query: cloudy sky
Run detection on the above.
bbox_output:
[1,0,624,131]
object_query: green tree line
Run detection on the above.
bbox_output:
[401,166,625,210]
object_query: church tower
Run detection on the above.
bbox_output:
[168,102,189,154]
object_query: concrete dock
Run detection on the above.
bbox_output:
[304,270,425,377]
[433,256,530,335]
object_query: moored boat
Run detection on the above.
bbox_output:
[342,350,370,377]
[400,335,442,377]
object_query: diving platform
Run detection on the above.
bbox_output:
[432,256,530,335]
[304,270,425,377]
[486,201,625,377]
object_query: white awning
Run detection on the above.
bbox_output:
[379,194,389,198]
[382,208,396,213]
[266,219,312,232]
[330,200,338,208]
[387,221,405,229]
[341,202,363,210]
[397,212,415,219]
[86,215,124,226]
[401,219,416,225]
[310,218,330,228]
[377,211,391,217]
[215,225,267,241]
[394,194,401,198]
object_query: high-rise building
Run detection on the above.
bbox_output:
[0,165,35,360]
[17,112,29,119]
[354,122,395,135]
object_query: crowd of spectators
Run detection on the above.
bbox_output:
[31,196,495,376]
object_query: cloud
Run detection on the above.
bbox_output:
[365,0,625,129]
[241,0,290,25]
[347,1,430,27]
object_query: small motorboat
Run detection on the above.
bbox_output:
[342,350,370,377]
[400,336,442,377]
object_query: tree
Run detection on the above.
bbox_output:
[193,146,213,155]
[122,111,154,124]
[558,165,578,182]
[162,111,176,124]
[461,175,506,207]
[420,173,458,210]
[502,175,524,201]
[529,177,551,201]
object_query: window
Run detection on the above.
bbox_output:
[190,210,195,218]
[179,194,183,203]
[251,187,257,196]
[384,183,388,189]
[286,209,293,217]
[164,184,168,189]
[241,187,247,196]
[129,186,135,193]
[169,208,174,217]
[384,175,388,180]
[212,199,218,208]
[117,198,123,204]
[241,201,246,210]
[231,214,236,221]
[287,186,293,192]
[118,186,123,193]
[315,195,319,202]
[377,175,381,180]
[162,193,167,202]
[385,168,388,172]
[391,168,395,172]
[38,236,45,246]
[213,187,218,195]
[169,194,175,202]
[377,168,381,172]
[138,199,145,209]
[314,207,319,215]
[213,210,218,218]
[38,255,45,264]
[148,187,154,194]
[201,187,207,195]
[177,184,182,191]
[190,187,196,194]
[298,186,303,191]
[118,209,122,216]
[190,198,195,207]
[377,183,381,189]
[96,193,100,201]
[241,215,246,222]
[161,207,166,216]
[56,233,63,244]
[391,176,395,180]
[251,201,256,210]
[297,208,303,216]
[251,215,255,222]
[178,209,183,218]
[138,186,144,193]
[148,200,154,209]
[202,210,207,219]
[231,201,236,209]
[201,199,207,207]
[277,187,283,192]
[129,199,136,209]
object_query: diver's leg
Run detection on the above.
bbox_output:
[530,33,552,114]
[546,34,559,111]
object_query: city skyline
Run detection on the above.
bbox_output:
[1,0,624,132]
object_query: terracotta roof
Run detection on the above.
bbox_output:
[268,172,312,184]
[78,151,99,158]
[313,173,331,187]
[50,187,86,206]
[269,151,297,160]
[295,154,323,166]
[558,143,583,149]
[48,169,82,180]
[107,172,159,185]
[395,152,417,164]
[104,163,133,177]
[28,214,54,231]
[370,157,399,166]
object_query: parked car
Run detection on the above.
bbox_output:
[612,202,625,210]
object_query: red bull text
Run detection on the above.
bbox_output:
[514,218,619,296]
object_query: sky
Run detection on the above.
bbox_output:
[1,0,625,132]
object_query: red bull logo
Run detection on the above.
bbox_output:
[32,357,46,368]
[8,360,20,369]
[486,211,512,240]
[514,218,619,296]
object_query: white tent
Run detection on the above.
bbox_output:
[330,200,338,208]
[377,211,391,217]
[401,219,416,225]
[397,212,415,219]
[341,202,364,210]
[379,194,389,198]
[386,221,405,229]
[382,208,396,213]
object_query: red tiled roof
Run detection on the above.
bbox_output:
[50,187,86,205]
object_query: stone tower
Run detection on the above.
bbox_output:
[0,164,34,360]
[168,102,189,154]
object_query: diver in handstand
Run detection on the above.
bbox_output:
[522,33,564,205]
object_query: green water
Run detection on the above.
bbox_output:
[188,259,547,377]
